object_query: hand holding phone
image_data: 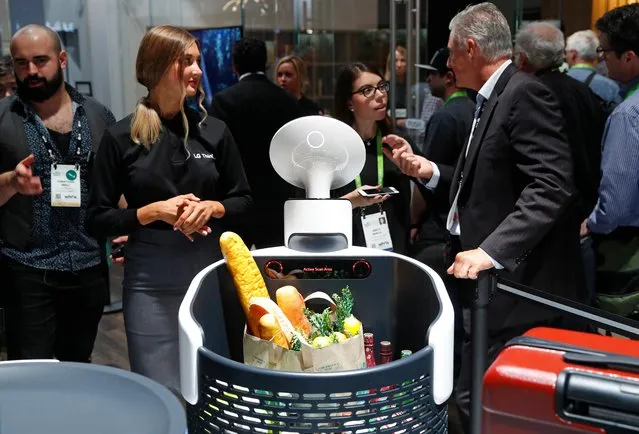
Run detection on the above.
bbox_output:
[110,235,128,264]
[358,186,399,197]
[110,243,125,259]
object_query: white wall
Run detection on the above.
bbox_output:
[43,0,92,86]
[0,0,10,54]
[88,0,150,119]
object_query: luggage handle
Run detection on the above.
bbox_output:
[563,352,639,373]
[470,271,639,434]
[556,370,639,433]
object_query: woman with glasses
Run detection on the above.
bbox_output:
[333,63,412,254]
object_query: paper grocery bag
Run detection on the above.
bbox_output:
[242,292,366,372]
[243,328,366,372]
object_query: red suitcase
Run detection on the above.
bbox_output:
[483,326,639,433]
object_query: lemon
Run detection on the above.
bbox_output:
[312,336,333,348]
[333,332,347,343]
[343,315,362,337]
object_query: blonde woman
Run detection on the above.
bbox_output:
[385,46,409,112]
[87,25,251,393]
[385,45,431,128]
[275,55,324,116]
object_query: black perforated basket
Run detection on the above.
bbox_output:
[179,247,454,433]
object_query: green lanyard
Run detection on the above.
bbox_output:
[626,82,639,100]
[355,129,384,188]
[570,63,595,71]
[444,90,468,105]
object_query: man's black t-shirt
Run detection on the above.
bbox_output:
[47,129,72,157]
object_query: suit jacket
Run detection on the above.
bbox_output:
[210,74,302,246]
[446,64,586,331]
[537,70,606,219]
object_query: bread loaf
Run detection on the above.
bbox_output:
[219,231,269,336]
[258,314,289,349]
[276,286,311,337]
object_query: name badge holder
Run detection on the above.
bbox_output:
[45,130,84,208]
[355,130,394,251]
[360,203,393,251]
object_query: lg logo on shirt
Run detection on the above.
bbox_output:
[193,153,215,159]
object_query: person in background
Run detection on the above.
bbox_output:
[581,4,639,299]
[383,4,583,431]
[514,21,607,302]
[333,63,412,255]
[417,87,443,142]
[0,55,16,99]
[584,4,639,237]
[211,38,302,248]
[87,25,252,394]
[385,45,429,129]
[413,48,475,249]
[275,55,323,116]
[566,29,622,106]
[0,25,115,362]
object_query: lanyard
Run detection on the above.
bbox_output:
[570,63,595,71]
[355,129,384,188]
[444,90,468,105]
[30,104,86,164]
[626,82,639,100]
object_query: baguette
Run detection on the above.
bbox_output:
[276,285,311,337]
[258,314,289,349]
[219,231,269,336]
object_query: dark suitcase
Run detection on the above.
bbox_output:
[470,274,639,434]
[483,326,639,433]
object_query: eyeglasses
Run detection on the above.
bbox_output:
[596,46,616,58]
[352,80,390,98]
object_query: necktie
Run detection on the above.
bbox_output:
[474,94,486,120]
[464,95,486,158]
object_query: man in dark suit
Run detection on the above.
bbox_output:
[383,3,583,432]
[210,38,302,248]
[514,21,607,301]
[514,21,605,221]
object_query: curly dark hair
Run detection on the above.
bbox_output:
[596,3,639,57]
[232,38,267,75]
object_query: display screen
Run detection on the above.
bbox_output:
[188,26,243,108]
[263,259,372,280]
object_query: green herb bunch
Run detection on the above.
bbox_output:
[300,287,361,349]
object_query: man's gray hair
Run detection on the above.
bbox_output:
[515,21,565,71]
[449,2,513,62]
[566,30,599,62]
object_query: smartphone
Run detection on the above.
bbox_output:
[358,186,400,197]
[110,243,125,259]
